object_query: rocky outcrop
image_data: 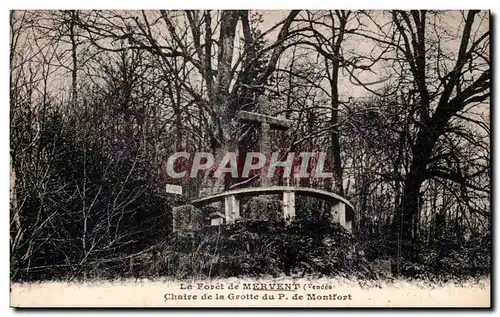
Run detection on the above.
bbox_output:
[243,196,283,221]
[172,205,204,232]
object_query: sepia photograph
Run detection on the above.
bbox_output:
[8,8,491,308]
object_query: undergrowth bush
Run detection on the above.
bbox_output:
[103,213,491,281]
[12,201,490,281]
[400,231,491,280]
[128,215,372,280]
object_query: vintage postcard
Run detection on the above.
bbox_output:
[9,9,491,308]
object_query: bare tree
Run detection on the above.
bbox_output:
[352,10,490,245]
[75,10,300,195]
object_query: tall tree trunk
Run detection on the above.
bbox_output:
[200,11,239,196]
[395,134,431,246]
[69,10,78,106]
[198,10,299,197]
[326,10,349,196]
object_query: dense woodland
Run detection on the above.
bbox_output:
[10,10,490,281]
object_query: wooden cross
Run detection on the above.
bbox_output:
[237,95,292,186]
